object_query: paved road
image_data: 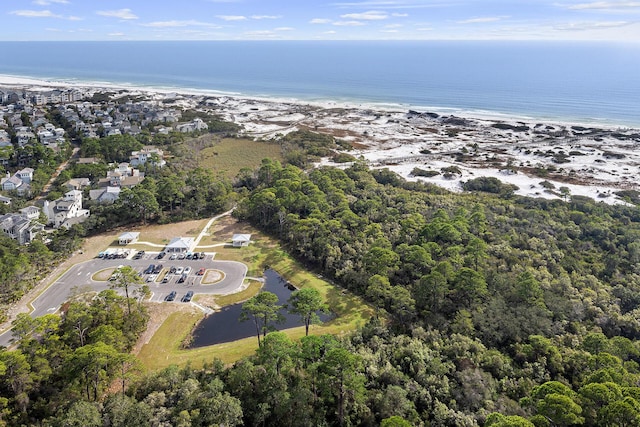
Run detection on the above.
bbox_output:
[0,252,247,347]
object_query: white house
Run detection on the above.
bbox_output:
[165,237,194,253]
[232,234,252,247]
[16,168,33,183]
[118,231,140,245]
[130,147,165,167]
[176,117,208,133]
[43,189,90,229]
[19,205,40,220]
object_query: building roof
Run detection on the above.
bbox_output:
[166,237,194,250]
[232,234,252,242]
[119,231,140,240]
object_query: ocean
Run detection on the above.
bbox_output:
[0,41,638,127]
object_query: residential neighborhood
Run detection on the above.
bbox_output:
[0,86,218,244]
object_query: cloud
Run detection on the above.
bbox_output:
[457,16,509,24]
[34,0,69,5]
[333,20,366,26]
[275,27,294,31]
[251,15,281,20]
[565,1,640,10]
[97,9,138,20]
[340,10,388,20]
[243,30,278,38]
[108,32,125,37]
[9,9,79,20]
[143,20,220,28]
[554,20,632,30]
[324,30,337,34]
[332,1,449,9]
[392,13,409,17]
[217,15,247,21]
[385,23,403,28]
[381,29,399,32]
[310,18,332,24]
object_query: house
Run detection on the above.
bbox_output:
[19,206,41,220]
[176,118,208,133]
[129,147,165,167]
[165,237,194,253]
[1,174,23,191]
[232,234,252,247]
[89,186,121,203]
[0,212,44,244]
[77,157,101,165]
[43,189,90,229]
[100,163,145,188]
[16,168,34,183]
[64,177,91,191]
[118,231,140,245]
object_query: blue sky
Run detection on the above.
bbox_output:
[2,0,640,41]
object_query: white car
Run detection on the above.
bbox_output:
[175,267,184,275]
[183,266,192,275]
[147,274,157,282]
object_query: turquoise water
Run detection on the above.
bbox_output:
[0,41,638,126]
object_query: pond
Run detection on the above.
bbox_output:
[188,269,332,348]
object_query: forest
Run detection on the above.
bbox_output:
[1,127,640,425]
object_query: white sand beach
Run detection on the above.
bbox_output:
[2,74,638,206]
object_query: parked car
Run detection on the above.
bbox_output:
[184,266,192,275]
[133,250,145,260]
[144,264,155,274]
[156,251,166,259]
[169,266,176,274]
[181,291,194,302]
[169,253,177,260]
[153,264,163,274]
[175,266,184,275]
[147,274,157,282]
[186,252,193,260]
[196,267,206,276]
[177,253,186,260]
[178,273,187,284]
[165,291,177,302]
[161,276,169,284]
[199,252,205,259]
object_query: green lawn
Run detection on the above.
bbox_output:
[199,138,283,179]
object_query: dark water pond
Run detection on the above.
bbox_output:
[189,269,332,348]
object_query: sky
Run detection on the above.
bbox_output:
[2,0,640,41]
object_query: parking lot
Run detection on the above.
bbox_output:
[29,250,247,317]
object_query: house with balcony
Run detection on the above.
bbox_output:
[43,189,90,229]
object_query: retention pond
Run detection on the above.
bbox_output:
[189,269,331,348]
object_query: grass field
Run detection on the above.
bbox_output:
[199,138,283,179]
[137,217,375,371]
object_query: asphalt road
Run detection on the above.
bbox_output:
[0,252,247,347]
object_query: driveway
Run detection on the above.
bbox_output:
[0,252,247,347]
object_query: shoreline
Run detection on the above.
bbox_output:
[1,73,639,207]
[1,73,637,131]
